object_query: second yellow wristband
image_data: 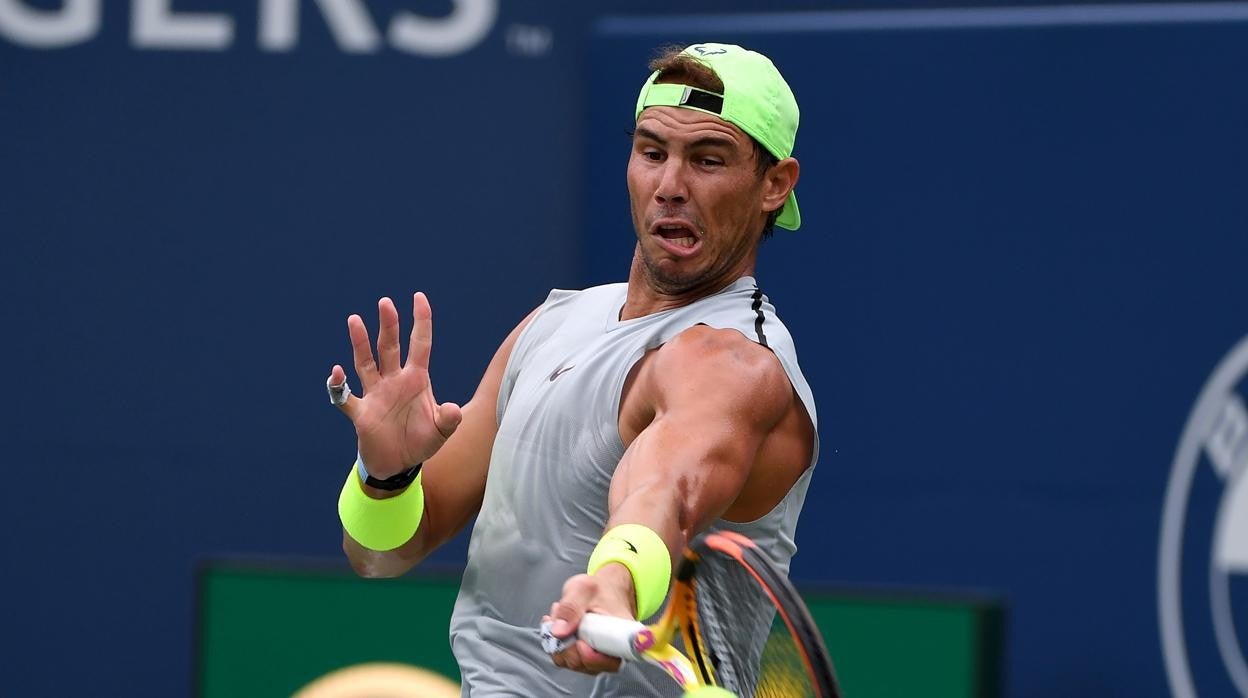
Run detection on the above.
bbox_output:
[587,523,672,619]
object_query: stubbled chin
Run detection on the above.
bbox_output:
[638,245,714,294]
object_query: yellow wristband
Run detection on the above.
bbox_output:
[587,524,672,619]
[337,465,424,552]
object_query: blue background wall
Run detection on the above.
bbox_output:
[2,2,1246,696]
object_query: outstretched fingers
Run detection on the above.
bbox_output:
[336,294,448,438]
[408,291,434,370]
[376,297,402,376]
[347,314,380,391]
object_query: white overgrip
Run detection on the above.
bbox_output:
[577,613,649,660]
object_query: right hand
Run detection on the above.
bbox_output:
[545,566,636,675]
[328,292,463,478]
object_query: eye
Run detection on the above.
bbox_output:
[698,157,724,167]
[641,149,664,162]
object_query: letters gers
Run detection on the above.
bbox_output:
[0,0,497,56]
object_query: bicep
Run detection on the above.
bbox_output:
[606,331,792,542]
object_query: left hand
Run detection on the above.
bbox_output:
[546,565,636,674]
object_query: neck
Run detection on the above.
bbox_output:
[619,248,755,321]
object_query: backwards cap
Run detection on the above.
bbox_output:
[635,43,801,231]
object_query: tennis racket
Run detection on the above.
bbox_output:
[540,530,841,697]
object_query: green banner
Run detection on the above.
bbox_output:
[196,563,1001,697]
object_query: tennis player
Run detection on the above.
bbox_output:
[328,43,818,697]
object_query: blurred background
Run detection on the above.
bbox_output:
[3,1,1247,696]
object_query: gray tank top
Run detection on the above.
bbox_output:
[449,275,819,697]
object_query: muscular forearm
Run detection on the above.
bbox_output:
[604,481,687,569]
[607,420,752,564]
[339,468,434,577]
[342,523,429,577]
[340,396,495,577]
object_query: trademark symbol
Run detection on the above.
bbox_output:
[506,24,551,57]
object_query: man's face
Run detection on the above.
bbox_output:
[627,106,773,295]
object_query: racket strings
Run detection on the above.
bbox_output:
[688,551,813,698]
[693,551,818,698]
[756,613,818,697]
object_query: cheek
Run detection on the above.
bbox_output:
[626,162,650,204]
[707,180,760,228]
[626,167,650,228]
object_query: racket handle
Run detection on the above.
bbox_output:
[578,613,649,660]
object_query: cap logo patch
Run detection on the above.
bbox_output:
[678,86,724,115]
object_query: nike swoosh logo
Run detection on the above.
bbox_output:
[548,364,575,381]
[623,540,638,554]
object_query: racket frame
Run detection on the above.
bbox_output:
[550,531,841,696]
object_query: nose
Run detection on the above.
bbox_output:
[654,159,688,205]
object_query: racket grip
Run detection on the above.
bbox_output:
[577,613,649,660]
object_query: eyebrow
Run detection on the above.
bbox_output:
[633,126,738,152]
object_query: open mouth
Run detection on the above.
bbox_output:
[650,219,701,255]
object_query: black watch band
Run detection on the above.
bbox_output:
[364,463,423,491]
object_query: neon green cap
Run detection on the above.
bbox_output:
[635,43,802,231]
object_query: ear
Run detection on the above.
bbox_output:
[761,157,800,215]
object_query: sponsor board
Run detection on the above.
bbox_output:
[1160,336,1248,696]
[0,0,498,55]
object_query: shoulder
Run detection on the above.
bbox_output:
[517,284,618,342]
[647,325,792,420]
[529,283,625,322]
[657,324,775,368]
[547,282,627,304]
